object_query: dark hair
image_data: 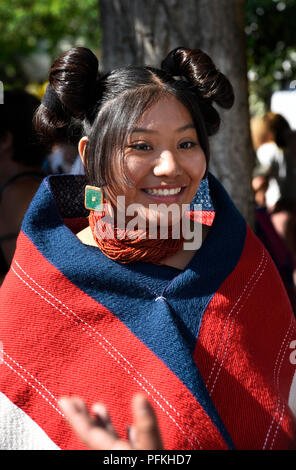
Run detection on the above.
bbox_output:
[0,90,49,166]
[34,46,234,187]
[263,112,291,148]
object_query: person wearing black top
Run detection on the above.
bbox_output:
[0,90,48,283]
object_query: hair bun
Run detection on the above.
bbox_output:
[34,47,100,145]
[161,47,234,110]
[49,47,99,118]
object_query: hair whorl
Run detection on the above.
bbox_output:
[34,47,100,145]
[162,47,234,108]
[161,47,234,135]
[49,47,99,118]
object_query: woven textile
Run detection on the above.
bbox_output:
[0,173,295,450]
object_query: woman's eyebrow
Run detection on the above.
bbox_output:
[132,123,195,134]
[176,123,195,132]
[132,128,157,134]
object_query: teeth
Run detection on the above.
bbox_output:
[144,187,182,196]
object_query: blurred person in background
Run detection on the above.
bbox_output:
[0,90,48,284]
[268,116,296,288]
[271,197,296,289]
[45,142,79,174]
[251,112,290,211]
[251,113,296,311]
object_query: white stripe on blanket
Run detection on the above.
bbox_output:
[0,392,60,450]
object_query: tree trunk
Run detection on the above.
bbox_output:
[99,0,254,221]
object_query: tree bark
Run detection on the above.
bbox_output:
[99,0,254,221]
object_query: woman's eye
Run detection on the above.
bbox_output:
[129,143,152,151]
[179,141,197,150]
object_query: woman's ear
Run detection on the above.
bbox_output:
[78,136,89,165]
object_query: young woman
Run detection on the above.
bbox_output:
[0,47,295,451]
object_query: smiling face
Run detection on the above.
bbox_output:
[108,94,206,226]
[80,94,207,227]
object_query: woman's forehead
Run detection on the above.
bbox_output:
[134,95,194,131]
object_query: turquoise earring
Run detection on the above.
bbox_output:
[84,185,104,211]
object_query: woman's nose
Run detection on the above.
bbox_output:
[153,150,182,178]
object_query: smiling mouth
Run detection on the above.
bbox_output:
[142,187,184,196]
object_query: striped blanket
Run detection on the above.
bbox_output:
[0,173,295,450]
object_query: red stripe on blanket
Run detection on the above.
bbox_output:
[0,230,228,450]
[194,225,296,449]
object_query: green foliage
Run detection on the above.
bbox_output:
[0,0,100,88]
[245,0,296,114]
[2,0,296,111]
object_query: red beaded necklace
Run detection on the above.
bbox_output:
[89,209,184,265]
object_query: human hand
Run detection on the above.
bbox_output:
[58,393,163,450]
